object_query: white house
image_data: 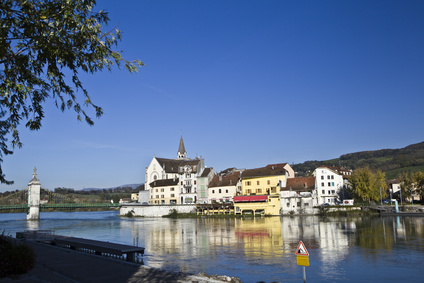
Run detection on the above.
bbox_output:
[313,166,345,205]
[208,169,242,203]
[280,176,316,214]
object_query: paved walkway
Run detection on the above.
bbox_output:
[0,240,239,283]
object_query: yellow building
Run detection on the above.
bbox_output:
[240,163,293,196]
[233,163,294,216]
[233,194,281,215]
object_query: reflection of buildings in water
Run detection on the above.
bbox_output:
[234,217,283,258]
[317,219,351,277]
[281,216,353,277]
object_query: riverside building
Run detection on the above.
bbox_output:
[145,135,210,204]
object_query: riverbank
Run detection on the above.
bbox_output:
[0,240,240,283]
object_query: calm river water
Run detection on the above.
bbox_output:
[1,211,424,282]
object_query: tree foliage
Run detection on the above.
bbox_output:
[399,171,424,202]
[0,0,143,184]
[348,167,387,203]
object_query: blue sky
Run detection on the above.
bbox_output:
[1,0,423,192]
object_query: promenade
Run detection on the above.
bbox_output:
[0,240,239,283]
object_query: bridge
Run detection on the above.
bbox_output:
[0,203,122,211]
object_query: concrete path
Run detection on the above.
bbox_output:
[0,240,240,283]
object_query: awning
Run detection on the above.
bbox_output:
[233,195,268,203]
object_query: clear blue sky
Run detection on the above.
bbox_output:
[1,0,423,192]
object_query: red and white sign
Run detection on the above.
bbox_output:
[295,241,309,256]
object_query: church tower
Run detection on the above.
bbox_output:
[177,135,187,159]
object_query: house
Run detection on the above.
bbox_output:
[233,163,294,216]
[208,169,242,203]
[197,167,215,204]
[144,135,208,204]
[313,166,345,205]
[240,163,293,196]
[280,176,315,214]
[150,178,179,204]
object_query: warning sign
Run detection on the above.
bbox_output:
[295,241,309,256]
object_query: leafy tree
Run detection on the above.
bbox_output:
[0,0,143,183]
[399,171,414,203]
[348,167,387,203]
[414,171,424,201]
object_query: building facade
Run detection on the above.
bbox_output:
[313,166,345,205]
[280,176,316,214]
[208,169,242,203]
[144,135,207,204]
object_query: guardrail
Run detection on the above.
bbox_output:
[0,203,122,210]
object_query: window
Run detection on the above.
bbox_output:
[194,180,197,185]
[171,187,174,191]
[305,203,309,206]
[287,203,290,207]
[161,188,164,192]
[322,190,325,194]
[321,183,324,187]
[156,195,159,198]
[246,181,251,186]
[331,190,335,194]
[321,176,324,180]
[180,181,183,185]
[327,175,330,179]
[212,190,215,194]
[257,181,260,185]
[257,189,262,193]
[332,182,334,186]
[328,190,331,195]
[226,189,228,193]
[155,189,158,192]
[267,180,270,185]
[161,195,164,198]
[331,175,334,179]
[219,189,222,193]
[328,182,331,186]
[297,202,301,207]
[171,194,175,197]
[247,189,251,194]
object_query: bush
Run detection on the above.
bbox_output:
[0,233,36,277]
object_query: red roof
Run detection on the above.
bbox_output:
[233,195,268,203]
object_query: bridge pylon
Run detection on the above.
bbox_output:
[27,167,41,220]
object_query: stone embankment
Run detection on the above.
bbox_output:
[0,240,241,283]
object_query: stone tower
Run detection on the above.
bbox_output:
[27,167,41,220]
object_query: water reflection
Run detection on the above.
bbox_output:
[2,212,424,282]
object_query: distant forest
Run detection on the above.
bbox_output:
[291,141,424,180]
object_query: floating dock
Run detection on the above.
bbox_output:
[17,230,144,263]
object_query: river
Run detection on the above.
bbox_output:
[1,211,424,282]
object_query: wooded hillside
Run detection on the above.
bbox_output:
[292,142,424,180]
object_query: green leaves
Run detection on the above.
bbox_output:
[0,0,143,184]
[348,167,387,203]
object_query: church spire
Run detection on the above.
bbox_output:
[177,134,187,159]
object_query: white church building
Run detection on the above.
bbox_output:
[144,136,211,204]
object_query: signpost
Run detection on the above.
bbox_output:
[296,241,309,282]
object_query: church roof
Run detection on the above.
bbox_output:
[178,135,186,155]
[156,157,202,173]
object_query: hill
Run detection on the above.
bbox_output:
[291,141,424,180]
